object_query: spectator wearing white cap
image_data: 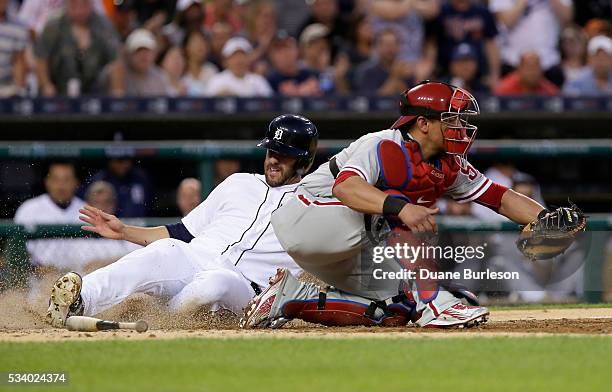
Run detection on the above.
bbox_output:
[99,28,173,96]
[563,35,612,96]
[205,36,272,96]
[298,23,349,94]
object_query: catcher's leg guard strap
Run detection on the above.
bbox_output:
[281,290,411,327]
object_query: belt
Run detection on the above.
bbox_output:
[329,157,339,178]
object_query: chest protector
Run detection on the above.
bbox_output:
[376,139,459,207]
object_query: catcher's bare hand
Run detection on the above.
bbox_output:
[79,205,125,240]
[398,204,439,233]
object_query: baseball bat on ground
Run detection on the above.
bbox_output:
[65,316,148,333]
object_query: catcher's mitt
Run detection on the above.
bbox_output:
[516,202,587,260]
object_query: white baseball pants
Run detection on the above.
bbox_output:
[80,238,256,316]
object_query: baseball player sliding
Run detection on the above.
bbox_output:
[46,114,319,328]
[242,81,585,329]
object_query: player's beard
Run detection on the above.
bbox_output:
[264,162,298,187]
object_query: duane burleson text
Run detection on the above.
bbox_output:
[372,268,520,281]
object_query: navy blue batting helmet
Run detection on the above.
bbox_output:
[258,114,319,172]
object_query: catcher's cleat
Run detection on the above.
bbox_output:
[46,272,84,328]
[420,303,489,329]
[240,268,293,329]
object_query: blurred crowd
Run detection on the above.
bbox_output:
[0,0,610,98]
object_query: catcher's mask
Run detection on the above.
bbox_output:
[391,81,480,158]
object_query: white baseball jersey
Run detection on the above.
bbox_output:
[182,173,302,287]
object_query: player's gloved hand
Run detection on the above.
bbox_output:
[398,204,439,233]
[516,202,587,260]
[79,205,126,240]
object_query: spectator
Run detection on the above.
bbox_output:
[245,0,278,75]
[18,0,106,35]
[88,158,152,218]
[82,180,141,272]
[564,35,612,96]
[159,45,187,96]
[15,162,83,224]
[560,25,589,84]
[494,51,560,96]
[433,0,500,88]
[296,0,349,57]
[343,13,373,66]
[300,24,331,74]
[299,23,346,94]
[368,0,439,81]
[206,37,273,97]
[108,1,137,40]
[489,0,574,87]
[34,0,122,96]
[354,28,413,96]
[574,0,611,27]
[267,31,321,96]
[0,0,27,97]
[203,0,243,34]
[131,0,177,33]
[85,180,116,214]
[101,28,173,96]
[181,29,218,96]
[274,0,309,36]
[208,21,232,68]
[176,177,201,216]
[583,18,611,40]
[444,43,489,93]
[13,162,85,269]
[162,0,205,47]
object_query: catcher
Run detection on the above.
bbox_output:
[241,81,586,329]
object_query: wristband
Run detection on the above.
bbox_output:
[383,195,408,216]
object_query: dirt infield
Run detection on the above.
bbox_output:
[1,283,611,341]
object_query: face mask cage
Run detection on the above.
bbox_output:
[440,87,480,158]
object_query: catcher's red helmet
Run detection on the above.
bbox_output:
[391,81,480,157]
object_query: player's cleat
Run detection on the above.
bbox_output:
[46,272,84,328]
[240,268,294,329]
[420,303,489,328]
